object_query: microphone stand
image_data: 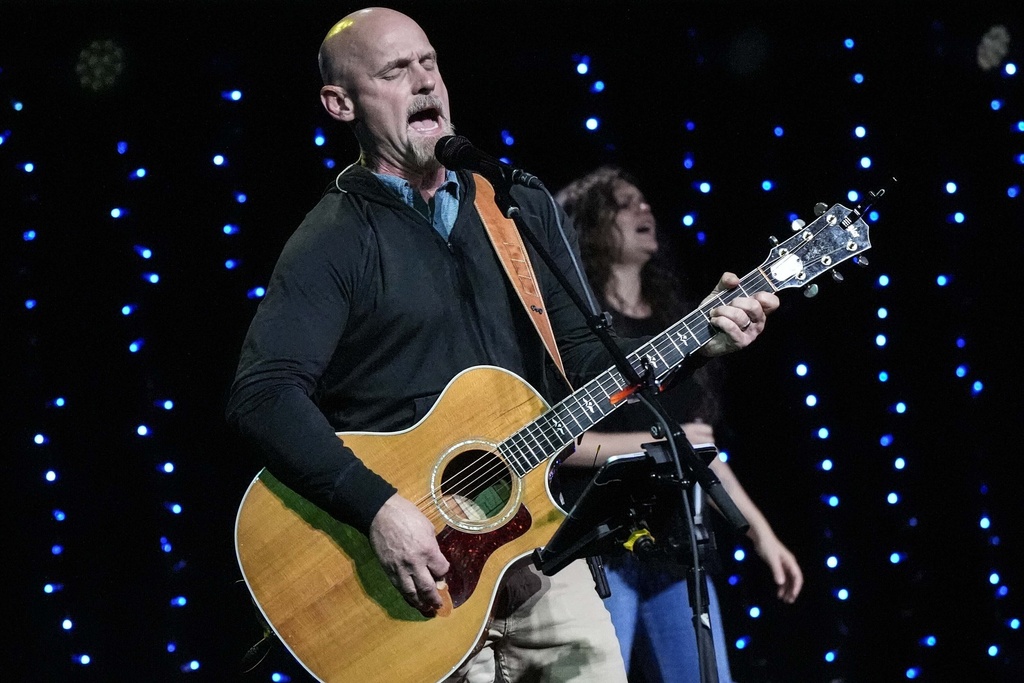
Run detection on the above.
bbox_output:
[484,177,748,683]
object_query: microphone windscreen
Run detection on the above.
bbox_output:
[434,134,472,167]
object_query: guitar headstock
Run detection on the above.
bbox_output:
[760,199,875,295]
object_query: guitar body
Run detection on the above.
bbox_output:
[235,366,568,683]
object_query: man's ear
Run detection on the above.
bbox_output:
[321,85,354,122]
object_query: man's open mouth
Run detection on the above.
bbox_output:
[409,107,441,132]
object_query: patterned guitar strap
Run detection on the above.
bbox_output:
[471,173,571,389]
[474,174,617,596]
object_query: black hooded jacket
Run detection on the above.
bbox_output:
[226,165,641,532]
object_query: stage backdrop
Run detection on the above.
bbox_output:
[5,1,1022,681]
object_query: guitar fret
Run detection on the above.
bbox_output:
[535,419,566,456]
[504,436,530,477]
[663,332,685,359]
[580,383,602,419]
[523,424,548,463]
[540,419,573,450]
[755,267,777,291]
[554,402,585,435]
[547,412,570,441]
[565,389,598,428]
[499,442,526,477]
[516,429,541,469]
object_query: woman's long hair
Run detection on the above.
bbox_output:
[554,166,683,327]
[556,165,723,425]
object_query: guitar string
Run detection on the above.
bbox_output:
[406,307,709,523]
[411,372,622,523]
[412,374,614,522]
[409,268,778,523]
[409,268,774,520]
[407,260,845,524]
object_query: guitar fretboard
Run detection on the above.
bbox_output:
[499,269,776,476]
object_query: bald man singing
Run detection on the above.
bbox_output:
[227,7,778,682]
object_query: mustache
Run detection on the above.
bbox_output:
[408,95,446,119]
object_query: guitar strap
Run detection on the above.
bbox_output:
[472,173,571,388]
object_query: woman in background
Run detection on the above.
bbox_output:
[556,166,803,682]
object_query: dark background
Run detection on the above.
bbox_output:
[6,1,1023,681]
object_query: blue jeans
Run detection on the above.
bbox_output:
[603,554,734,683]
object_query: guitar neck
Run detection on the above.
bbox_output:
[501,269,776,475]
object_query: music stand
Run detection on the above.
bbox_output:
[534,451,652,576]
[534,441,720,577]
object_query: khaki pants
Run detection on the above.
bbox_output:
[446,557,628,683]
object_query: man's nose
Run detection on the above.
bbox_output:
[411,63,435,94]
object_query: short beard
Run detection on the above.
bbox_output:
[352,116,455,176]
[407,116,454,170]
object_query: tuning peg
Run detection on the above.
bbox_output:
[791,219,806,232]
[803,284,819,298]
[814,202,829,216]
[832,270,844,283]
[854,255,869,267]
[768,235,779,246]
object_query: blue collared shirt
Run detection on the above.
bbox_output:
[373,169,462,241]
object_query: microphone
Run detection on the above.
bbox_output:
[434,135,545,190]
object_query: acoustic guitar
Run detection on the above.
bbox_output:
[235,199,876,682]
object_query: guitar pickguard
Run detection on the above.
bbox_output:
[437,504,532,607]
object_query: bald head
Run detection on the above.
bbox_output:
[316,7,453,180]
[319,7,425,86]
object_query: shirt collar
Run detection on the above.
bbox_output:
[372,169,461,205]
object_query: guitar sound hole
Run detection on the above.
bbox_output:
[439,449,513,524]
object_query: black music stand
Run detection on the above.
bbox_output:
[534,439,728,683]
[534,441,721,575]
